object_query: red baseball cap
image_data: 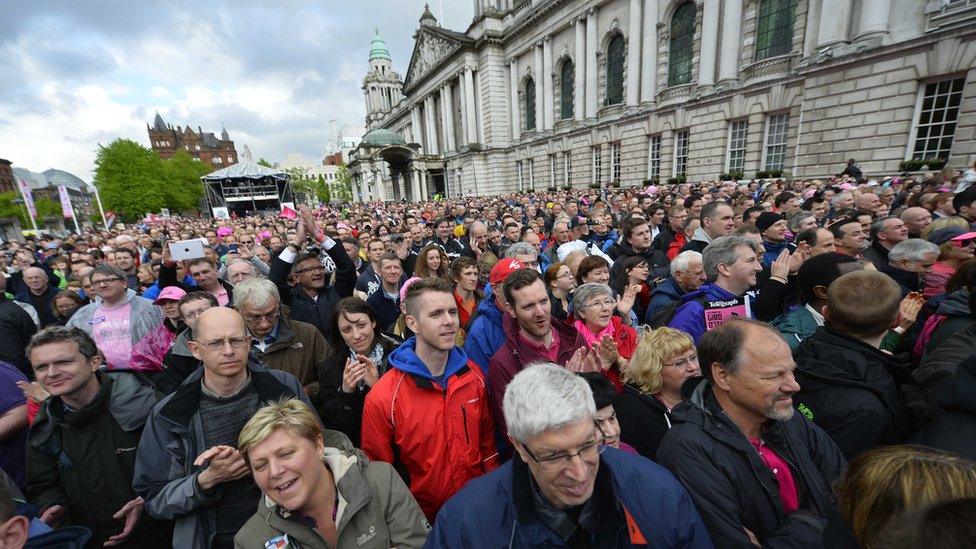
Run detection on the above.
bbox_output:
[490,258,524,285]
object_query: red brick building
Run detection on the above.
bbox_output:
[146,113,238,172]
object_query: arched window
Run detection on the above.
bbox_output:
[755,0,795,60]
[559,60,575,120]
[605,35,625,105]
[668,2,695,86]
[524,77,536,131]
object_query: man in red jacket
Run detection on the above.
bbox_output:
[488,269,592,437]
[360,277,499,520]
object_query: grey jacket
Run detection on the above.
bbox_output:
[132,361,315,548]
[66,289,163,367]
[234,446,429,549]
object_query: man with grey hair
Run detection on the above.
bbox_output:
[830,191,855,215]
[504,242,542,272]
[67,264,162,369]
[233,278,326,399]
[787,212,817,235]
[658,319,850,547]
[645,250,707,321]
[669,236,763,343]
[862,216,909,270]
[881,238,940,295]
[223,259,259,287]
[428,363,712,548]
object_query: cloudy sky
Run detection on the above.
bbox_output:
[0,0,472,181]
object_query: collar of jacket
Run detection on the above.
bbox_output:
[157,361,293,429]
[30,371,157,446]
[261,315,298,353]
[691,226,712,244]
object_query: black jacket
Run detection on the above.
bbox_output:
[607,242,670,284]
[27,373,171,548]
[317,333,401,446]
[792,327,915,459]
[426,236,467,262]
[268,243,356,335]
[912,354,976,461]
[861,241,891,271]
[911,322,976,422]
[651,225,680,254]
[878,262,921,297]
[16,284,59,328]
[0,296,37,377]
[614,383,673,462]
[658,379,856,549]
[365,289,400,333]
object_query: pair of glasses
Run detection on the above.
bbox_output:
[198,337,249,352]
[90,277,122,286]
[663,353,699,369]
[954,238,975,247]
[583,298,617,309]
[244,310,280,324]
[523,435,606,471]
[295,265,326,275]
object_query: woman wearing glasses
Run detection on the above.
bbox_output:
[571,283,638,391]
[614,327,701,461]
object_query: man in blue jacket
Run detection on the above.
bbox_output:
[463,258,523,374]
[645,250,706,322]
[427,363,713,548]
[669,236,762,343]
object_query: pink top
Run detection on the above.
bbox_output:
[750,438,799,513]
[212,285,230,307]
[923,261,956,299]
[90,302,134,369]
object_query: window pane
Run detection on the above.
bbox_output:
[525,78,536,131]
[675,131,689,177]
[911,77,965,160]
[668,3,695,86]
[606,35,625,105]
[764,113,789,171]
[727,120,748,172]
[755,0,796,61]
[560,61,575,120]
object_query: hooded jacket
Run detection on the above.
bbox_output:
[462,297,506,375]
[644,277,685,323]
[923,288,971,354]
[360,339,499,520]
[911,354,976,462]
[614,383,674,462]
[680,227,712,254]
[427,446,713,548]
[771,306,820,351]
[792,327,914,459]
[668,284,743,344]
[27,372,171,548]
[488,315,586,437]
[233,445,429,549]
[132,361,314,549]
[657,380,855,549]
[156,328,199,394]
[761,240,789,268]
[608,242,671,284]
[66,289,163,369]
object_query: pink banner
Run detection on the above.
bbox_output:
[58,185,75,219]
[17,178,36,218]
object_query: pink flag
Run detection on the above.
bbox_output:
[279,205,298,219]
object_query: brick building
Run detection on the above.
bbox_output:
[0,159,15,194]
[146,113,239,172]
[349,0,976,202]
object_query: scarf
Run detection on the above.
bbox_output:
[574,318,615,348]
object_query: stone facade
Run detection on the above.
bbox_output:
[146,113,238,172]
[351,0,976,202]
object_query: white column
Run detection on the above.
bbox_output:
[818,0,853,46]
[625,0,642,105]
[856,0,891,39]
[585,7,598,118]
[542,37,554,130]
[443,83,456,152]
[574,17,586,120]
[411,169,422,201]
[509,58,521,138]
[463,67,478,144]
[472,0,481,18]
[374,169,387,202]
[351,177,360,203]
[640,0,658,102]
[458,72,469,146]
[533,43,544,129]
[422,171,431,201]
[698,0,719,86]
[424,96,440,155]
[411,106,423,148]
[803,0,823,56]
[718,0,743,82]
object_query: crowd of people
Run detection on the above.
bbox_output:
[1,160,976,547]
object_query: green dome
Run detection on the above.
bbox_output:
[361,128,406,147]
[369,29,391,61]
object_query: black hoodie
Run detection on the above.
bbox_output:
[793,327,916,459]
[912,355,976,461]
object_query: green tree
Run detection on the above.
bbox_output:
[92,139,167,221]
[317,175,331,203]
[160,149,207,212]
[0,192,61,227]
[257,158,276,168]
[329,164,353,203]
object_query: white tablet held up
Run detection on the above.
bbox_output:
[169,239,206,261]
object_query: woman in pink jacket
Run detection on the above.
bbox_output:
[129,286,186,372]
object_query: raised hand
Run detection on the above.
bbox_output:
[103,496,144,547]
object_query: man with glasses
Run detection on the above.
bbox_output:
[134,307,315,549]
[428,363,711,548]
[233,278,326,400]
[26,326,172,548]
[270,208,355,335]
[67,265,162,370]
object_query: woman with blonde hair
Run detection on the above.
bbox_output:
[836,445,976,549]
[413,244,451,280]
[614,327,700,461]
[235,399,429,548]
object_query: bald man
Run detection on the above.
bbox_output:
[18,267,59,327]
[900,207,933,238]
[133,308,317,548]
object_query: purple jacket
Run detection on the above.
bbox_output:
[668,283,741,344]
[487,314,585,436]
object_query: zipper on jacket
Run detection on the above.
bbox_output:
[461,404,471,444]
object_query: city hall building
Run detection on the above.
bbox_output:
[347,0,976,202]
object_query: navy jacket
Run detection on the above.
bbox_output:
[645,276,685,323]
[463,297,505,375]
[426,446,713,548]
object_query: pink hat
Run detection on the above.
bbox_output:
[154,286,186,305]
[216,227,233,237]
[399,276,423,303]
[258,230,272,241]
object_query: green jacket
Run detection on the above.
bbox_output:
[234,446,429,549]
[27,372,171,548]
[771,306,820,351]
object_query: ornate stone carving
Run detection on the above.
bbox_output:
[404,30,461,88]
